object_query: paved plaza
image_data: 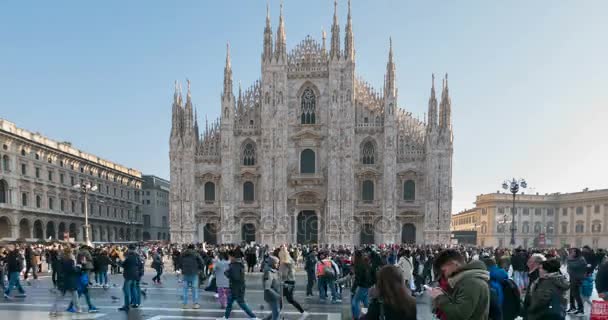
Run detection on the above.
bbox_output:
[0,267,599,319]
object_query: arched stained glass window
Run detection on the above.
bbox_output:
[361,141,375,165]
[243,143,255,166]
[300,88,316,124]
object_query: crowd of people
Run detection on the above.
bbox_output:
[0,241,607,319]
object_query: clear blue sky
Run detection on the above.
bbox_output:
[1,1,607,213]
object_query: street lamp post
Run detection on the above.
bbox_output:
[502,178,527,246]
[73,182,98,244]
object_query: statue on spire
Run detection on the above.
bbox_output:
[330,0,341,60]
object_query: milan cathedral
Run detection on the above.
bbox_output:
[169,1,453,246]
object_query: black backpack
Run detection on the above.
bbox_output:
[501,278,522,320]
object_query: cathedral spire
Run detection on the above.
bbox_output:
[275,1,286,62]
[427,74,438,130]
[344,0,354,60]
[222,42,233,101]
[330,0,341,60]
[263,2,273,62]
[322,27,327,55]
[384,37,396,97]
[439,73,452,131]
[193,107,199,141]
[184,79,193,134]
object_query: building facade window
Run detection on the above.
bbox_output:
[522,221,529,233]
[71,201,75,213]
[300,149,315,174]
[204,182,215,202]
[300,87,316,124]
[534,222,542,233]
[547,208,554,216]
[576,207,583,215]
[562,208,568,216]
[243,182,254,203]
[61,199,65,211]
[21,163,26,175]
[546,222,554,234]
[361,180,374,202]
[2,155,9,171]
[361,141,375,165]
[21,192,27,206]
[49,197,54,210]
[594,205,600,213]
[481,222,487,234]
[498,207,504,214]
[242,143,256,166]
[497,224,505,233]
[403,180,415,201]
[523,208,529,215]
[592,220,602,233]
[534,208,541,216]
[561,222,568,234]
[575,221,584,233]
[0,180,6,203]
[36,195,41,208]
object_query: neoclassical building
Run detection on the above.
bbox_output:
[0,119,143,242]
[169,2,453,245]
[475,188,608,249]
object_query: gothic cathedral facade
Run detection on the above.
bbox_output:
[169,2,453,246]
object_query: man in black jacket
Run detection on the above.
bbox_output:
[118,245,143,311]
[596,258,608,301]
[304,249,317,296]
[179,244,204,308]
[222,249,258,319]
[4,245,26,299]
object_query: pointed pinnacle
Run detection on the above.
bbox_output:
[432,73,435,90]
[225,42,231,69]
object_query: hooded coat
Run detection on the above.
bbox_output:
[434,260,491,320]
[526,272,569,320]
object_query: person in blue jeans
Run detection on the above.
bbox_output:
[4,246,26,299]
[316,253,339,303]
[118,245,143,312]
[351,251,374,319]
[178,244,204,308]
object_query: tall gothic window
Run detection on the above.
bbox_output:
[300,88,316,124]
[403,180,415,201]
[2,155,9,171]
[592,220,602,233]
[204,182,215,202]
[534,222,542,233]
[243,182,254,203]
[300,149,315,174]
[362,180,374,202]
[361,141,375,165]
[0,180,7,203]
[243,143,255,166]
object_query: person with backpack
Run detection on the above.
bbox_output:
[526,259,569,320]
[316,252,340,303]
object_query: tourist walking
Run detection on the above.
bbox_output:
[50,248,80,315]
[304,249,317,297]
[4,245,26,299]
[263,256,282,320]
[218,249,259,320]
[179,244,204,309]
[351,250,374,320]
[151,248,164,284]
[279,247,308,320]
[214,251,231,308]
